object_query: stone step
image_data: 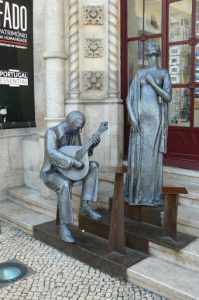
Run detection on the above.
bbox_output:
[163,166,199,186]
[8,186,57,218]
[0,199,54,235]
[178,205,199,237]
[8,184,107,226]
[7,186,80,226]
[99,171,115,190]
[127,256,199,300]
[99,171,115,183]
[149,238,199,272]
[178,185,199,207]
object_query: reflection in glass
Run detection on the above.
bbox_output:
[144,0,161,34]
[169,0,192,42]
[194,89,199,127]
[169,45,191,84]
[196,0,199,38]
[128,0,143,38]
[128,41,143,88]
[195,44,199,83]
[169,88,190,127]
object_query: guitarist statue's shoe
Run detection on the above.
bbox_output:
[59,224,75,243]
[80,202,102,220]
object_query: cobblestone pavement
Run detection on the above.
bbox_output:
[0,222,167,300]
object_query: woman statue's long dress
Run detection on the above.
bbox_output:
[124,41,172,206]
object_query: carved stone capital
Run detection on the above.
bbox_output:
[83,72,104,90]
[84,39,103,58]
[83,6,104,25]
[43,51,67,60]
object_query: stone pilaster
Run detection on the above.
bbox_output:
[43,0,67,128]
[107,0,119,99]
[68,0,80,101]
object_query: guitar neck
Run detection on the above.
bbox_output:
[75,132,101,159]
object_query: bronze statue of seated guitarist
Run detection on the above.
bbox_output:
[40,111,108,243]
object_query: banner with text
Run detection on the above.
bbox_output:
[0,0,35,128]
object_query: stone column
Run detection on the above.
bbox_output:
[107,0,119,99]
[68,0,80,102]
[43,0,67,128]
[105,0,123,166]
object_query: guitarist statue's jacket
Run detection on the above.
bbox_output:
[40,125,93,183]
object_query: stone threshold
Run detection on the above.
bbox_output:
[127,256,199,300]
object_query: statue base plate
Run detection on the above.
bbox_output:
[79,209,196,252]
[33,220,147,280]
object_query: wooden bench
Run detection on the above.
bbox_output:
[100,167,188,249]
[100,166,127,254]
[162,186,188,241]
[56,166,188,249]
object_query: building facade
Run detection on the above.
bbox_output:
[1,1,199,298]
[0,0,124,201]
[1,0,199,211]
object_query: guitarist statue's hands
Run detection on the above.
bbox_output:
[93,136,100,147]
[72,158,84,170]
[72,136,100,169]
[88,136,100,156]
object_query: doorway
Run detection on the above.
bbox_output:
[122,0,199,169]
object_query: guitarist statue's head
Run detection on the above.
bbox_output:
[66,111,85,134]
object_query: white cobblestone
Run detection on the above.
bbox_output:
[0,222,167,300]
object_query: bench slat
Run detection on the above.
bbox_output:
[163,187,188,195]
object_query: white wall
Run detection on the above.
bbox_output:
[0,134,24,200]
[22,0,46,190]
[33,0,46,131]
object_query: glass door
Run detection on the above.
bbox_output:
[122,0,163,155]
[127,0,162,84]
[166,0,199,169]
[121,0,199,168]
[168,0,192,126]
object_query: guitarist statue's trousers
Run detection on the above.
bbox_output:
[43,161,99,224]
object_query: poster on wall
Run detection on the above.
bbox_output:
[0,0,35,128]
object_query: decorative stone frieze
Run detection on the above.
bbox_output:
[84,39,103,58]
[83,72,104,90]
[83,6,104,25]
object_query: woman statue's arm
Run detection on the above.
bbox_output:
[146,72,172,103]
[126,77,140,132]
[127,96,137,126]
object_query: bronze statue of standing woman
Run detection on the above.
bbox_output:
[124,41,172,206]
